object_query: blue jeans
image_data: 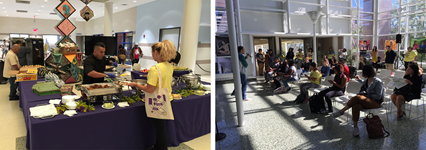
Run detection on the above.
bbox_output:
[300,69,308,76]
[232,73,247,99]
[281,77,297,88]
[8,77,19,99]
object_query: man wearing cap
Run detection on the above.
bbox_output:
[3,44,21,100]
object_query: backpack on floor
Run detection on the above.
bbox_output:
[308,94,325,113]
[363,113,390,139]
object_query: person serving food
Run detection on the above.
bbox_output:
[83,42,117,84]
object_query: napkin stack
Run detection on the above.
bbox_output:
[118,102,129,107]
[30,104,58,118]
[64,110,77,117]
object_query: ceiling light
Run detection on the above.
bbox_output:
[44,0,47,2]
[6,14,8,16]
[41,5,44,7]
[4,11,6,13]
[115,7,117,9]
[133,1,136,2]
[38,10,41,12]
[0,2,3,4]
[2,7,4,9]
[36,13,39,15]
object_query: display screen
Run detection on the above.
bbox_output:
[84,36,117,56]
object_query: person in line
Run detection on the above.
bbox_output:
[3,44,21,100]
[296,49,304,69]
[117,44,127,65]
[271,59,288,87]
[231,46,251,101]
[329,56,337,75]
[308,48,313,63]
[286,48,294,62]
[256,49,265,76]
[371,46,378,71]
[318,64,347,113]
[127,40,176,150]
[339,48,347,61]
[130,45,143,66]
[265,49,273,71]
[327,47,334,63]
[293,62,321,103]
[385,46,397,75]
[300,57,310,76]
[331,65,384,137]
[404,47,417,70]
[391,64,422,120]
[275,59,298,93]
[2,39,8,59]
[320,59,330,77]
[339,59,350,81]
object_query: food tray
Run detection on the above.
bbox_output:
[33,90,61,96]
[81,82,119,96]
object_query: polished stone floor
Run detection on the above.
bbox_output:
[216,71,426,150]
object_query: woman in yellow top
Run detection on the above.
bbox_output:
[371,46,378,71]
[308,48,313,62]
[296,49,304,69]
[404,47,417,70]
[128,40,176,150]
[293,62,322,104]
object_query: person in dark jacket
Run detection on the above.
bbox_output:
[286,48,294,62]
[117,45,127,64]
[391,64,422,120]
[15,40,30,66]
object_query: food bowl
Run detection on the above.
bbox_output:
[203,85,211,91]
[62,95,75,104]
[66,102,77,110]
[181,74,201,88]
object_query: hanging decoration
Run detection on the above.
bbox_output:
[80,0,94,22]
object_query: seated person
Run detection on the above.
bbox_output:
[331,65,384,137]
[293,62,321,103]
[409,61,423,75]
[329,56,337,75]
[320,59,330,77]
[300,57,311,76]
[391,64,422,120]
[275,59,298,93]
[318,64,347,113]
[264,57,281,82]
[271,59,288,87]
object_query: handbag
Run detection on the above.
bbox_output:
[119,54,126,60]
[144,65,174,120]
[393,84,413,95]
[363,113,389,139]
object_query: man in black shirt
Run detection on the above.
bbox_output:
[83,42,117,84]
[256,49,264,76]
[385,46,397,75]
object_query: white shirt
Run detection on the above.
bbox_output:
[290,66,298,80]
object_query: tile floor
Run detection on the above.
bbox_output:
[216,70,426,150]
[0,74,211,150]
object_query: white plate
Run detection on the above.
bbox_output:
[173,97,182,100]
[195,93,205,96]
[101,104,115,110]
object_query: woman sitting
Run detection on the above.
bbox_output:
[331,65,384,137]
[274,59,298,93]
[391,64,422,120]
[409,61,423,75]
[293,62,321,103]
[318,64,347,113]
[329,56,337,75]
[320,59,330,77]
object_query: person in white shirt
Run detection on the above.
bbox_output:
[3,44,21,100]
[339,48,347,61]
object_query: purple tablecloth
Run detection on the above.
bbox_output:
[131,70,191,80]
[22,82,210,149]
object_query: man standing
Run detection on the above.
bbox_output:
[3,44,21,100]
[2,39,8,59]
[256,49,264,76]
[385,46,397,75]
[130,45,143,66]
[117,45,127,65]
[231,46,251,101]
[15,40,30,66]
[84,42,117,84]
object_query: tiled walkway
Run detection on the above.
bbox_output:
[216,71,426,150]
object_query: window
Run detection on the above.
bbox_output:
[360,21,374,35]
[379,0,400,12]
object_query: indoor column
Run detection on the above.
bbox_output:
[332,36,338,61]
[104,2,113,36]
[69,18,76,42]
[179,0,202,71]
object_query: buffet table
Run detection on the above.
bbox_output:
[20,80,210,149]
[131,70,191,80]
